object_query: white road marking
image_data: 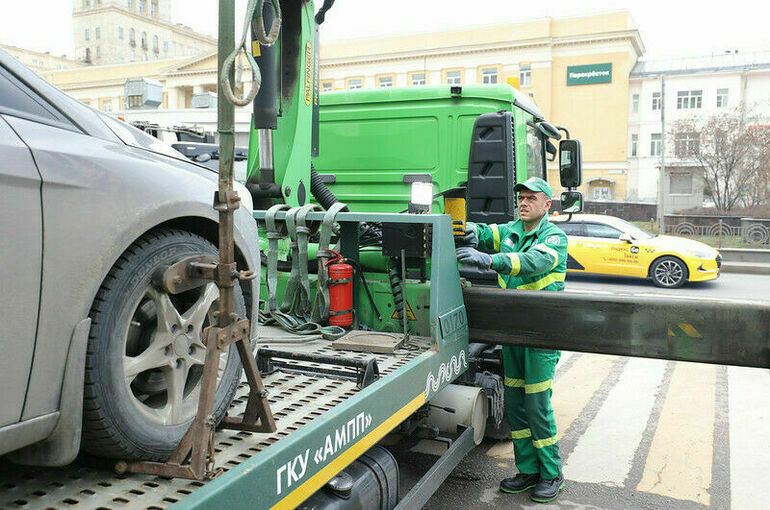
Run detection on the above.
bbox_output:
[563,357,667,485]
[729,366,770,510]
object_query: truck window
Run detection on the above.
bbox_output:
[526,123,546,180]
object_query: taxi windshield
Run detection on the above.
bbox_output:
[616,218,655,240]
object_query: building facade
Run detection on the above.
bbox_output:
[628,52,770,211]
[319,11,645,200]
[72,0,216,65]
[0,45,85,72]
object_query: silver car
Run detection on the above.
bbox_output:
[0,49,259,466]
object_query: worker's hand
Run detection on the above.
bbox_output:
[455,225,479,248]
[456,246,492,270]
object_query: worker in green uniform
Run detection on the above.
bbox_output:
[456,177,567,503]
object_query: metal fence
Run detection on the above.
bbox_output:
[666,220,770,245]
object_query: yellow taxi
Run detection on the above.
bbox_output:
[550,214,721,288]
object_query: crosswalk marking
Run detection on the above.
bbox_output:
[728,366,770,510]
[637,361,716,505]
[553,353,616,435]
[563,357,667,485]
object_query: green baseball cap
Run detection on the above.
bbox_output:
[514,177,553,199]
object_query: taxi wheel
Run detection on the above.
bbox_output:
[650,256,688,288]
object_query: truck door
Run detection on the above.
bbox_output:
[0,83,43,427]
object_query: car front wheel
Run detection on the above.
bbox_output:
[82,229,244,461]
[650,256,688,289]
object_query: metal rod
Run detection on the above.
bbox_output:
[400,249,409,343]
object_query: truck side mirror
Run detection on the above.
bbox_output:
[561,191,583,213]
[559,139,582,188]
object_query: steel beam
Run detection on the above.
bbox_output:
[463,287,770,368]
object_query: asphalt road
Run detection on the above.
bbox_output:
[389,272,770,510]
[563,271,770,302]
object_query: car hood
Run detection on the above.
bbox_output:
[643,235,719,256]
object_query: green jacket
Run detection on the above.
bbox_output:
[470,215,568,291]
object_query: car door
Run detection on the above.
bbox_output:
[583,222,641,276]
[557,221,591,273]
[0,72,44,427]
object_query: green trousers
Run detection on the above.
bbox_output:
[502,345,562,479]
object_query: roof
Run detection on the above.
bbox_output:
[320,84,544,119]
[631,51,770,78]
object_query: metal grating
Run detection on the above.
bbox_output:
[0,337,424,509]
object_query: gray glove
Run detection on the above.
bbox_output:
[456,246,492,270]
[455,226,479,248]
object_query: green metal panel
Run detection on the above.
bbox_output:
[176,211,468,509]
[312,85,542,213]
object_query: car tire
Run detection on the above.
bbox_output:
[82,229,244,461]
[650,256,688,289]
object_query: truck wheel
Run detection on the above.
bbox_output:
[650,256,688,289]
[82,229,244,461]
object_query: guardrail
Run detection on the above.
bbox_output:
[719,248,770,264]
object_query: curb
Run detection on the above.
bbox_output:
[720,262,770,275]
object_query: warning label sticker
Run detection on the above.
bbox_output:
[391,301,417,321]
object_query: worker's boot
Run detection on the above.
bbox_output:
[530,474,564,503]
[499,473,539,494]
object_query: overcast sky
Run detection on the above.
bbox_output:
[1,1,767,60]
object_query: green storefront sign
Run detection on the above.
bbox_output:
[567,63,612,85]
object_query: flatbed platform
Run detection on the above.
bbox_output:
[0,331,428,510]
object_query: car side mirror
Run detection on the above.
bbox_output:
[560,191,583,213]
[619,232,633,243]
[559,139,582,188]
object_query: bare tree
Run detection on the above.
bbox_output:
[669,104,770,211]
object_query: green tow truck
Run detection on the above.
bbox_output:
[2,1,767,509]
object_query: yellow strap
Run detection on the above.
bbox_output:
[498,274,507,289]
[525,379,553,394]
[506,253,521,276]
[516,272,566,291]
[491,224,501,251]
[505,377,525,387]
[532,434,559,449]
[511,428,532,439]
[534,244,560,270]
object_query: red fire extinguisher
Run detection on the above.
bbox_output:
[328,259,354,327]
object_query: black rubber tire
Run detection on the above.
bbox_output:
[82,229,244,461]
[650,256,689,289]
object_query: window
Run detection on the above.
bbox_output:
[85,47,91,62]
[84,0,90,6]
[102,99,112,112]
[0,70,65,123]
[520,65,531,87]
[410,72,426,86]
[127,95,143,108]
[631,133,638,157]
[675,132,699,157]
[592,187,612,200]
[632,93,639,112]
[652,91,661,111]
[650,133,662,156]
[163,41,168,53]
[118,26,124,39]
[96,46,101,59]
[481,67,498,84]
[717,88,729,108]
[129,28,135,45]
[141,32,147,49]
[348,78,362,90]
[127,0,133,8]
[445,70,461,85]
[95,27,100,39]
[153,35,159,52]
[139,0,145,13]
[85,29,90,40]
[670,172,693,194]
[378,76,393,88]
[321,81,333,92]
[677,90,702,109]
[525,123,546,180]
[585,223,622,239]
[151,0,157,17]
[130,49,135,61]
[558,222,585,236]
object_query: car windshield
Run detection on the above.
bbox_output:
[615,218,655,240]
